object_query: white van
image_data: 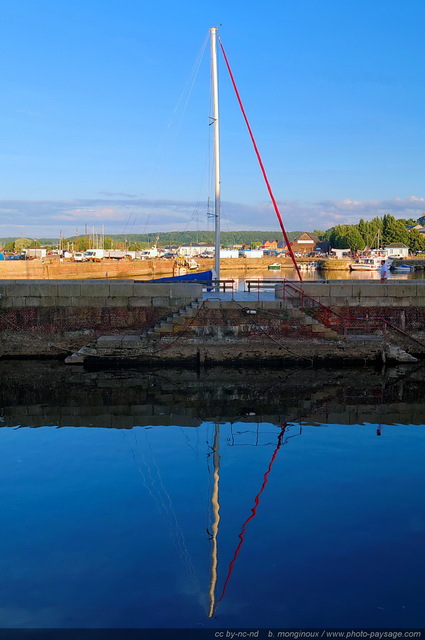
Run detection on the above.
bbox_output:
[73,252,84,262]
[84,249,104,262]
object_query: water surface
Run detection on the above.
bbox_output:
[0,361,424,629]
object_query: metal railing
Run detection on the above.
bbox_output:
[166,276,425,348]
[276,280,425,346]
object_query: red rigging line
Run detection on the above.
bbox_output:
[215,423,288,611]
[218,39,302,282]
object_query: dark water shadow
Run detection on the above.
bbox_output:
[1,359,425,428]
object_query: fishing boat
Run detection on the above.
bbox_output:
[350,248,390,271]
[350,257,383,271]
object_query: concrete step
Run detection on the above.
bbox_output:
[322,330,340,340]
[153,323,174,333]
[146,333,160,341]
[346,334,382,342]
[145,299,202,338]
[311,324,327,333]
[179,308,198,318]
[173,316,191,326]
[283,303,342,338]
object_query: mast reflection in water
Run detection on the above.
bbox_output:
[0,360,425,629]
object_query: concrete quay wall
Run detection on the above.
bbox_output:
[276,280,425,331]
[1,278,425,361]
[0,279,202,357]
[0,256,304,280]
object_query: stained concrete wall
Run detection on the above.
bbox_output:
[0,279,202,308]
[276,280,425,307]
[275,280,425,332]
[2,278,425,360]
[0,279,202,356]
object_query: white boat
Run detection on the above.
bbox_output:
[298,261,318,270]
[350,250,391,272]
[187,259,199,271]
[391,263,413,273]
[350,257,383,271]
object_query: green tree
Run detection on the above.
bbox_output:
[357,218,367,243]
[329,225,365,250]
[343,227,365,251]
[329,226,349,248]
[382,214,409,246]
[407,229,425,252]
[357,217,383,248]
[3,241,15,252]
[14,237,33,252]
[399,218,417,226]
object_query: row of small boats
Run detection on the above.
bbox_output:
[268,261,319,271]
[267,259,415,273]
[350,257,414,272]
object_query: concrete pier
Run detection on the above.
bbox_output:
[0,279,424,363]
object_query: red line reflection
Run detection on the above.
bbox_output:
[216,423,287,609]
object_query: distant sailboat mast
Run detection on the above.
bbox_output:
[210,26,221,281]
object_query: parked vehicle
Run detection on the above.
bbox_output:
[73,252,84,262]
[140,247,159,259]
[84,249,104,262]
[22,248,46,259]
[103,250,127,260]
[6,254,26,260]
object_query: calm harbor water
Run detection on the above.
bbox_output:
[214,265,425,294]
[0,361,424,630]
[229,265,425,286]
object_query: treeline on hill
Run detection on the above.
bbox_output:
[1,230,303,252]
[98,230,304,246]
[317,214,425,251]
[2,215,425,251]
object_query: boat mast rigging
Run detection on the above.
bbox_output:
[210,27,221,281]
[209,27,301,281]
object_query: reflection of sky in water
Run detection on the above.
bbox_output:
[0,418,424,629]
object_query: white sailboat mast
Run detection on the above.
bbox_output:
[210,27,221,281]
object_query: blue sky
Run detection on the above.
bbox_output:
[1,0,424,239]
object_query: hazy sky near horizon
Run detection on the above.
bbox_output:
[1,0,424,239]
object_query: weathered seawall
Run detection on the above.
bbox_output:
[276,280,425,330]
[0,256,309,280]
[0,279,201,357]
[1,278,425,364]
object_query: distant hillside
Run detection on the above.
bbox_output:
[0,237,58,245]
[1,231,304,246]
[100,230,304,245]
